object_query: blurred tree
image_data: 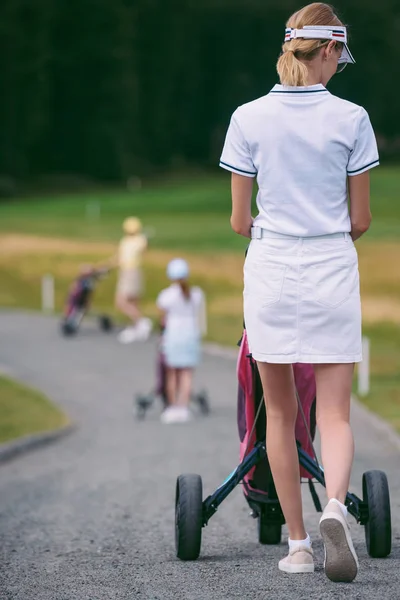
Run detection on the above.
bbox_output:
[0,0,54,178]
[0,0,397,182]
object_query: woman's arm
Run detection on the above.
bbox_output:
[348,172,372,241]
[100,254,119,269]
[158,308,167,333]
[230,173,254,238]
[197,291,207,337]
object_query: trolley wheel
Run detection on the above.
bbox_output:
[175,474,203,560]
[134,394,154,420]
[258,509,282,545]
[363,470,391,558]
[195,390,210,416]
[99,314,113,332]
[61,321,76,336]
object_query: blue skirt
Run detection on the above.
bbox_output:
[162,331,201,369]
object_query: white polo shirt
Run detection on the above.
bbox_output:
[219,83,379,237]
[157,284,206,336]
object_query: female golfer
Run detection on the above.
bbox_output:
[115,217,152,343]
[157,258,206,424]
[220,2,379,582]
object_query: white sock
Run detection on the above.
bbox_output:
[329,498,348,518]
[288,533,311,550]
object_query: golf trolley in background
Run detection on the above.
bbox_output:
[60,267,113,336]
[174,331,392,561]
[135,389,210,420]
[135,343,210,419]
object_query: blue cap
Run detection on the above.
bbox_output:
[167,258,189,281]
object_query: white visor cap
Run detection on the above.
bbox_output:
[167,258,190,281]
[284,25,355,68]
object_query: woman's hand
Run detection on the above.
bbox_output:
[230,173,254,238]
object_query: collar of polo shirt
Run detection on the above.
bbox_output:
[284,25,355,71]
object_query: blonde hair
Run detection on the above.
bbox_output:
[277,3,344,86]
[122,216,142,235]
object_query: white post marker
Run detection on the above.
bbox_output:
[85,201,101,220]
[41,274,55,313]
[358,336,370,396]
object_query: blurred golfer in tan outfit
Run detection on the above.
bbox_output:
[115,217,152,343]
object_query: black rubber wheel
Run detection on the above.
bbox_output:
[61,321,76,336]
[99,315,113,332]
[258,509,282,545]
[195,391,210,416]
[363,469,392,558]
[175,474,203,560]
[134,394,154,420]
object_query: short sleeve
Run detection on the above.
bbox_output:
[219,112,257,178]
[191,287,204,307]
[192,287,207,336]
[347,108,379,176]
[156,288,170,311]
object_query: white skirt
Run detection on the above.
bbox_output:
[243,231,362,364]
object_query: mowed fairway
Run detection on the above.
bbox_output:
[0,168,399,428]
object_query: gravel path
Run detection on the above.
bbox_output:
[0,311,399,600]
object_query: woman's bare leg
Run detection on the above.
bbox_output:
[166,368,178,406]
[115,294,141,322]
[176,368,193,407]
[257,362,306,540]
[313,363,354,503]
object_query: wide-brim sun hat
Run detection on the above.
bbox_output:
[167,258,190,281]
[284,25,355,73]
[123,216,142,235]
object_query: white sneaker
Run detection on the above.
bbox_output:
[160,406,178,424]
[174,406,191,423]
[160,406,191,424]
[118,326,139,344]
[134,318,153,341]
[278,545,314,574]
[319,499,359,582]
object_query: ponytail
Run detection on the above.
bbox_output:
[276,50,308,86]
[179,280,191,300]
[276,3,345,86]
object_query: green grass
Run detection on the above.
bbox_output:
[0,176,247,252]
[0,375,69,444]
[358,324,400,432]
[0,167,400,430]
[0,166,398,250]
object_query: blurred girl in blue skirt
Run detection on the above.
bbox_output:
[157,259,206,424]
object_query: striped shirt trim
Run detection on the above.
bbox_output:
[270,89,328,94]
[347,159,380,175]
[219,161,257,176]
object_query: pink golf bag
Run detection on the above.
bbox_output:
[237,330,317,506]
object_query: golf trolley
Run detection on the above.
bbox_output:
[60,267,113,336]
[135,342,210,419]
[174,331,392,561]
